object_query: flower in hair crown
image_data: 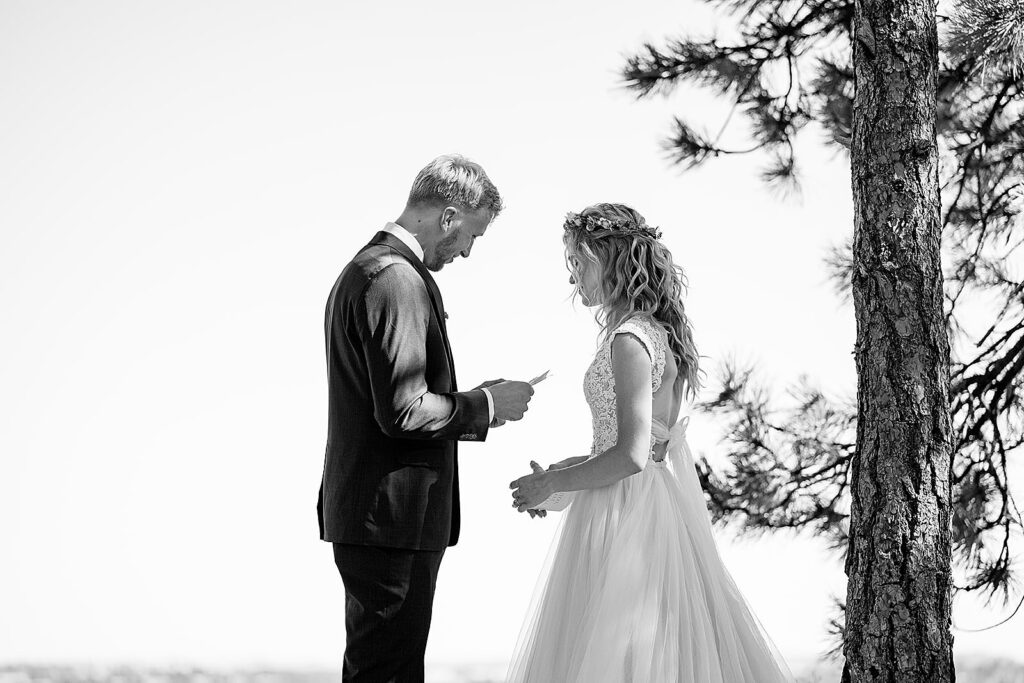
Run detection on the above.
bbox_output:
[563,211,663,240]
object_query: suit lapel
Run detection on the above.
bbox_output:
[369,232,458,389]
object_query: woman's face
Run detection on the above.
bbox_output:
[567,250,603,307]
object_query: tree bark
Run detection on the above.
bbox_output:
[844,0,954,681]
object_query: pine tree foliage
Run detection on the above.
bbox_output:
[698,363,855,548]
[624,0,1024,609]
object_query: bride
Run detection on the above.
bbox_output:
[507,203,793,682]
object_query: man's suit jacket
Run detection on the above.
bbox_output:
[318,231,490,551]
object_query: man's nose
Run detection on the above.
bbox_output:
[569,275,576,285]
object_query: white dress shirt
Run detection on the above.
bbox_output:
[382,221,424,261]
[380,222,495,423]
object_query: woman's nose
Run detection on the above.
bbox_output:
[568,275,576,285]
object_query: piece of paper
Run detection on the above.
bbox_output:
[529,370,551,386]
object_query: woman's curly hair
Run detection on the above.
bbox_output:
[564,202,703,400]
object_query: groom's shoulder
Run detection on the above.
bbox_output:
[340,241,419,292]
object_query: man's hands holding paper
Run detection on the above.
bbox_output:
[476,370,550,428]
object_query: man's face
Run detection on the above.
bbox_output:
[426,206,492,271]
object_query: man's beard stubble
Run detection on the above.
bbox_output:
[427,228,462,271]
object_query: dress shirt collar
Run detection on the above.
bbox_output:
[382,222,425,262]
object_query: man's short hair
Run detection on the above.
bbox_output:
[407,154,504,217]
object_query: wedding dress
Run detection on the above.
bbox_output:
[507,316,793,682]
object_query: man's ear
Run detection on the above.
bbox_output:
[440,206,459,232]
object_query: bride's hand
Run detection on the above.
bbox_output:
[510,461,556,513]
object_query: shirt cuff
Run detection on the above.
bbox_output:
[480,387,495,423]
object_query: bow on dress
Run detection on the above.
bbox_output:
[651,415,692,467]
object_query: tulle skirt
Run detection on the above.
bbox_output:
[506,419,793,683]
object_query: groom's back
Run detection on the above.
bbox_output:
[318,233,461,552]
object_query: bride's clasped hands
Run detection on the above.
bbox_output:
[510,456,588,516]
[511,461,552,518]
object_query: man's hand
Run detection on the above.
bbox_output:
[474,378,508,427]
[488,380,534,423]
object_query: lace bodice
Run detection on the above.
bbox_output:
[583,316,668,457]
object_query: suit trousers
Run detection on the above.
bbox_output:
[333,542,446,683]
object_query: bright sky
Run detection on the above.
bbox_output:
[1,0,1020,673]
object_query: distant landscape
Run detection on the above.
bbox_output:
[2,658,1023,683]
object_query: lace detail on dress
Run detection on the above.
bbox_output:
[582,316,668,457]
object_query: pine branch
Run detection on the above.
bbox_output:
[947,0,1024,81]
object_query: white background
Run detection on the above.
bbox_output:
[1,0,1020,673]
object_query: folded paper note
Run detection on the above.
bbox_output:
[529,370,551,386]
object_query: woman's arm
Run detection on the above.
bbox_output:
[547,455,590,471]
[511,333,653,510]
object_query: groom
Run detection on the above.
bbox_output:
[318,154,535,682]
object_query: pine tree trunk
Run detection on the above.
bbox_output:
[844,0,954,681]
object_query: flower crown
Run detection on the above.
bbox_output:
[563,211,663,240]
